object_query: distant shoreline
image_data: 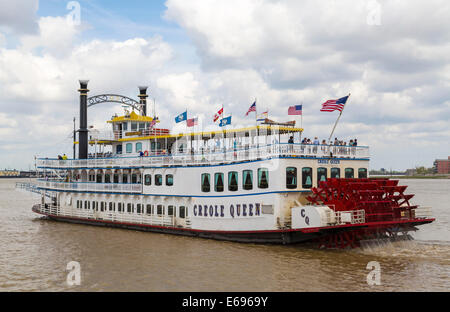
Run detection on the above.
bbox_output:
[371,175,450,179]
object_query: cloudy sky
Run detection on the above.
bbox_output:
[0,0,449,171]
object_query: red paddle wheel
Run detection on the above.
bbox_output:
[305,178,433,249]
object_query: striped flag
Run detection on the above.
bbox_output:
[320,96,349,112]
[213,107,223,122]
[288,105,302,115]
[245,101,256,116]
[257,111,268,121]
[187,117,198,127]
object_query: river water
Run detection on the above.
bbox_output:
[1,178,449,292]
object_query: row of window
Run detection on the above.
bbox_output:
[116,142,163,154]
[144,174,173,186]
[88,173,141,183]
[286,167,368,189]
[75,200,186,218]
[201,168,269,192]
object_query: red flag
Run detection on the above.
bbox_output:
[213,107,223,122]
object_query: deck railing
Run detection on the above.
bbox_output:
[37,143,369,169]
[33,204,182,227]
[37,180,142,193]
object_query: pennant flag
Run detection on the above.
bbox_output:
[288,105,302,115]
[175,111,187,123]
[257,111,268,121]
[149,118,157,129]
[245,101,256,116]
[219,116,232,127]
[187,117,198,127]
[320,96,349,112]
[213,107,223,122]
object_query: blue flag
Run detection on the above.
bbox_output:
[219,116,232,127]
[175,111,187,123]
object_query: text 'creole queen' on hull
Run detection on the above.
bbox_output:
[30,81,434,248]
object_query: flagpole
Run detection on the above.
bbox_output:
[300,101,303,143]
[328,93,351,143]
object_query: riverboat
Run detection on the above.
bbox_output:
[30,81,435,248]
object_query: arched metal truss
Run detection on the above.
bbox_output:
[87,94,142,111]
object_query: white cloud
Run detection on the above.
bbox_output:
[0,0,39,35]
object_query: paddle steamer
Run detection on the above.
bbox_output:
[31,81,435,247]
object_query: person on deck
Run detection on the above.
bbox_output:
[288,136,294,153]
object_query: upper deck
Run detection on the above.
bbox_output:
[38,142,369,170]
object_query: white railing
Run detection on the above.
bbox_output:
[335,210,366,225]
[37,180,142,193]
[412,206,433,219]
[37,143,369,169]
[34,204,179,227]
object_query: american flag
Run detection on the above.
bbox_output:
[288,105,302,115]
[187,117,198,127]
[213,107,223,122]
[320,96,349,112]
[245,101,256,116]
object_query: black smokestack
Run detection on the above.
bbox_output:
[78,80,89,159]
[138,86,148,116]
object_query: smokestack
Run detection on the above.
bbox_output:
[138,86,148,116]
[78,80,89,159]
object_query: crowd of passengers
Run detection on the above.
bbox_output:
[290,137,358,146]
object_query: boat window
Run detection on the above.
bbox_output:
[358,168,368,179]
[331,168,340,178]
[131,122,137,131]
[122,123,128,131]
[139,123,145,130]
[126,143,132,153]
[122,174,128,184]
[317,167,327,185]
[118,202,122,212]
[286,167,297,189]
[113,174,119,183]
[146,204,152,215]
[93,201,98,211]
[109,202,113,211]
[345,168,354,178]
[151,142,161,152]
[201,173,211,192]
[243,170,253,190]
[155,174,162,186]
[179,206,186,219]
[157,205,164,215]
[144,174,151,186]
[302,167,313,189]
[136,142,143,153]
[137,204,142,214]
[105,174,111,183]
[166,174,173,186]
[127,203,133,213]
[100,202,104,212]
[214,173,224,192]
[258,168,269,189]
[228,171,238,191]
[116,145,122,154]
[131,174,137,183]
[96,173,102,183]
[168,205,174,216]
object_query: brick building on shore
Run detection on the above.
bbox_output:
[433,156,450,174]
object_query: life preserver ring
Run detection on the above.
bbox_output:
[143,150,149,157]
